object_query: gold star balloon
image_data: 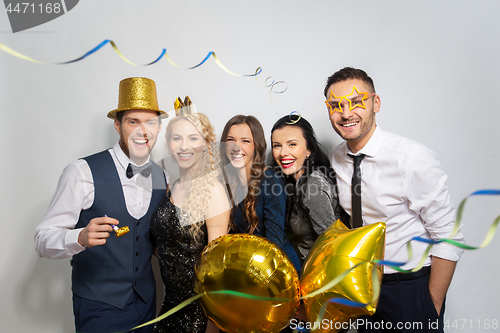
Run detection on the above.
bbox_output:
[194,234,300,333]
[301,220,386,333]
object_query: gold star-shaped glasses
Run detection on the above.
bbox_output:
[325,86,375,115]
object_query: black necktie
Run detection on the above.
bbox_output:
[349,154,365,228]
[126,163,152,179]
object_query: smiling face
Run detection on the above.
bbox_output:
[225,123,256,175]
[168,118,206,171]
[114,110,161,165]
[326,79,381,153]
[272,126,311,181]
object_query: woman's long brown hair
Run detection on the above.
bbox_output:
[220,115,266,234]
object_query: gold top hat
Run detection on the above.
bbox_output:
[107,77,167,119]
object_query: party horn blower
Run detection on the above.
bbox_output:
[105,215,130,237]
[112,225,130,237]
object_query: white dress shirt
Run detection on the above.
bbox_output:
[329,126,465,273]
[35,142,167,259]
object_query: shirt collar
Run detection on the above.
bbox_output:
[358,125,385,157]
[343,125,385,158]
[112,142,150,170]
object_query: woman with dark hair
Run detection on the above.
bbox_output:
[271,114,345,267]
[221,115,300,271]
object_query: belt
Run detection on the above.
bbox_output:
[382,266,431,283]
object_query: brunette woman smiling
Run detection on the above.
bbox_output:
[271,114,344,267]
[221,115,300,271]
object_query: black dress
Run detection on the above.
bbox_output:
[150,189,208,333]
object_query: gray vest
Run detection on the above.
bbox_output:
[71,150,166,309]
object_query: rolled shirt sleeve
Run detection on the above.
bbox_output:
[34,161,93,259]
[406,146,465,262]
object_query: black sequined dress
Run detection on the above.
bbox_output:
[150,189,208,333]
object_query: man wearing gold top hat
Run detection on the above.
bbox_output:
[35,77,168,333]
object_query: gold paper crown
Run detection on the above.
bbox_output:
[107,77,167,119]
[174,96,195,117]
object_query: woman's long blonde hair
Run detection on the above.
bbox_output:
[165,112,220,244]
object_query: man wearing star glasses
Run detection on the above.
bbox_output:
[325,67,464,333]
[325,80,379,153]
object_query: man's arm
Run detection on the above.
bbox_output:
[406,146,464,313]
[407,147,465,258]
[429,256,457,315]
[35,163,87,258]
[35,161,116,258]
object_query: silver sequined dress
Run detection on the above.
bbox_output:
[150,189,208,333]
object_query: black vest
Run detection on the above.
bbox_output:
[71,150,166,309]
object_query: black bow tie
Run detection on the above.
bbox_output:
[126,163,152,179]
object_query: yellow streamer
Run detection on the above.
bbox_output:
[108,41,139,66]
[0,42,45,63]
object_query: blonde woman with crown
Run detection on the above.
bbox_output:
[150,97,229,333]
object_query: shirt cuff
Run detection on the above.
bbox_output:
[64,229,86,255]
[429,242,464,262]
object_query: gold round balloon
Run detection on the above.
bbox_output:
[301,220,386,333]
[194,234,300,333]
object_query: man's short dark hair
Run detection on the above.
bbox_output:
[116,111,125,123]
[115,110,161,123]
[324,67,376,97]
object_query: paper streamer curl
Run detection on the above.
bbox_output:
[286,111,302,124]
[253,67,288,110]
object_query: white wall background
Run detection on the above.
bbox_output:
[1,1,499,332]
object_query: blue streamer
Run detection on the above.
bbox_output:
[58,39,110,64]
[470,189,500,196]
[327,298,368,307]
